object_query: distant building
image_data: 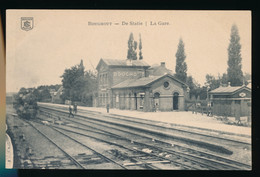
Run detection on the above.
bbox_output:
[209,83,251,117]
[49,89,56,96]
[51,86,63,104]
[94,58,189,112]
[146,62,173,76]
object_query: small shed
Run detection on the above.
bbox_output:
[209,85,251,117]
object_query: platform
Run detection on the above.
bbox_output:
[38,103,251,137]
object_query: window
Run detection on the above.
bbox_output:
[164,81,169,88]
[116,94,119,103]
[102,93,105,105]
[140,96,144,109]
[154,92,160,98]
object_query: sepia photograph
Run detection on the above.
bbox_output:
[5,10,251,170]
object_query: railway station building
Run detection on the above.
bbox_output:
[94,58,189,112]
[209,84,251,117]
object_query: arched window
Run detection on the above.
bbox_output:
[154,92,160,107]
[173,92,179,96]
[154,92,160,98]
[105,74,107,84]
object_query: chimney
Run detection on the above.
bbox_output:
[161,62,166,67]
[228,82,231,87]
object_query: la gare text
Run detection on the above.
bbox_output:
[122,21,170,26]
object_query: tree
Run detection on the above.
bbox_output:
[127,32,137,60]
[39,88,52,102]
[81,70,98,106]
[175,38,187,82]
[139,34,143,60]
[205,74,221,90]
[243,72,251,85]
[186,75,202,100]
[227,24,243,86]
[205,73,229,90]
[61,60,86,102]
[221,73,229,86]
[133,41,138,60]
[186,76,194,90]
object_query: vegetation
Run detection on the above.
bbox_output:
[175,38,187,83]
[205,73,228,90]
[127,32,143,60]
[61,60,86,102]
[61,60,97,106]
[81,70,98,106]
[139,34,143,60]
[186,75,205,100]
[127,32,137,60]
[227,24,243,86]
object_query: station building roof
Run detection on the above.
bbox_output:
[112,74,188,89]
[96,58,150,70]
[147,62,173,76]
[209,85,251,95]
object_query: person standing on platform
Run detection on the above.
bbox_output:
[68,105,74,118]
[192,103,195,114]
[73,103,77,115]
[106,103,109,113]
[207,102,212,116]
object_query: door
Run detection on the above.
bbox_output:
[234,100,241,121]
[154,92,160,111]
[134,93,137,110]
[173,92,179,110]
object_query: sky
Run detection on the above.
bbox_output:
[6,10,251,92]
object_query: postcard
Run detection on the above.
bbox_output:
[6,10,251,170]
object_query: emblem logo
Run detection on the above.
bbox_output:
[21,17,33,31]
[239,92,246,97]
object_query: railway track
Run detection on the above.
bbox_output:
[37,105,251,170]
[38,104,250,155]
[38,103,251,147]
[15,116,129,169]
[6,113,78,169]
[24,117,189,169]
